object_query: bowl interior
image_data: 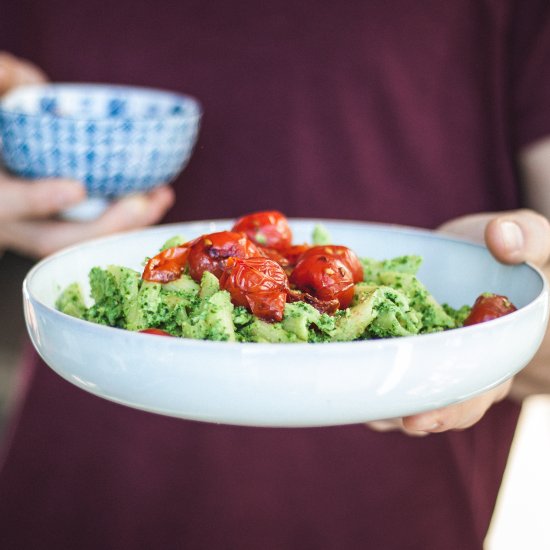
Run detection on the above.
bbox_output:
[28,219,545,313]
[0,83,201,121]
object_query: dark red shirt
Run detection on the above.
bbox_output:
[1,2,550,549]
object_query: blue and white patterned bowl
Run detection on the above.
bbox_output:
[0,83,202,199]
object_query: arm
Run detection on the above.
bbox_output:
[507,138,550,399]
[520,137,550,223]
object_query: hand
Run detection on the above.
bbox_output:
[0,53,175,259]
[368,209,550,436]
[0,168,175,258]
[0,51,47,94]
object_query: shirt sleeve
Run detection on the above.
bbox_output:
[512,0,550,149]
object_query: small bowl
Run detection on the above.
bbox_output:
[0,83,202,219]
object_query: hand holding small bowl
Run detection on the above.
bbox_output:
[0,83,201,220]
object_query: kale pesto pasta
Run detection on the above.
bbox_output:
[55,211,515,342]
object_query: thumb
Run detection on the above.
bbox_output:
[484,209,550,267]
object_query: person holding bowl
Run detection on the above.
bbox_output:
[0,3,550,548]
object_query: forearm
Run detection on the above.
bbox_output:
[511,139,550,399]
[509,261,550,400]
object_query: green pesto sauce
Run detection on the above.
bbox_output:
[55,235,471,343]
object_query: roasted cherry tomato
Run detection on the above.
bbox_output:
[463,293,517,326]
[232,210,292,250]
[256,244,312,271]
[142,244,191,283]
[187,231,262,281]
[256,246,290,267]
[280,244,312,268]
[219,256,289,322]
[289,253,355,309]
[287,288,340,316]
[139,328,173,336]
[296,245,363,283]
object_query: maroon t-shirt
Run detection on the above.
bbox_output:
[2,2,550,549]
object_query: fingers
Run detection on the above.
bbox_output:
[438,209,550,268]
[0,175,86,221]
[401,379,512,434]
[368,418,429,437]
[366,380,512,436]
[0,51,47,95]
[484,210,550,267]
[0,185,175,258]
[437,212,496,243]
[94,186,175,236]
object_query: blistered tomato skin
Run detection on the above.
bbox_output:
[232,210,292,250]
[187,231,262,281]
[280,244,312,268]
[296,245,364,283]
[256,246,290,267]
[219,257,289,322]
[289,253,355,309]
[142,245,191,283]
[256,244,312,272]
[463,294,517,326]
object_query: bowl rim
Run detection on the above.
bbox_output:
[0,82,203,122]
[22,217,550,352]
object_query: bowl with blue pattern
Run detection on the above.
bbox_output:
[0,83,202,218]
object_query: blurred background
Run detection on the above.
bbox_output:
[485,395,550,549]
[0,252,31,440]
[0,250,549,549]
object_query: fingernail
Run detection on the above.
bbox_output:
[500,221,523,254]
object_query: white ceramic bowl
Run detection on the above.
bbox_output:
[23,219,549,427]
